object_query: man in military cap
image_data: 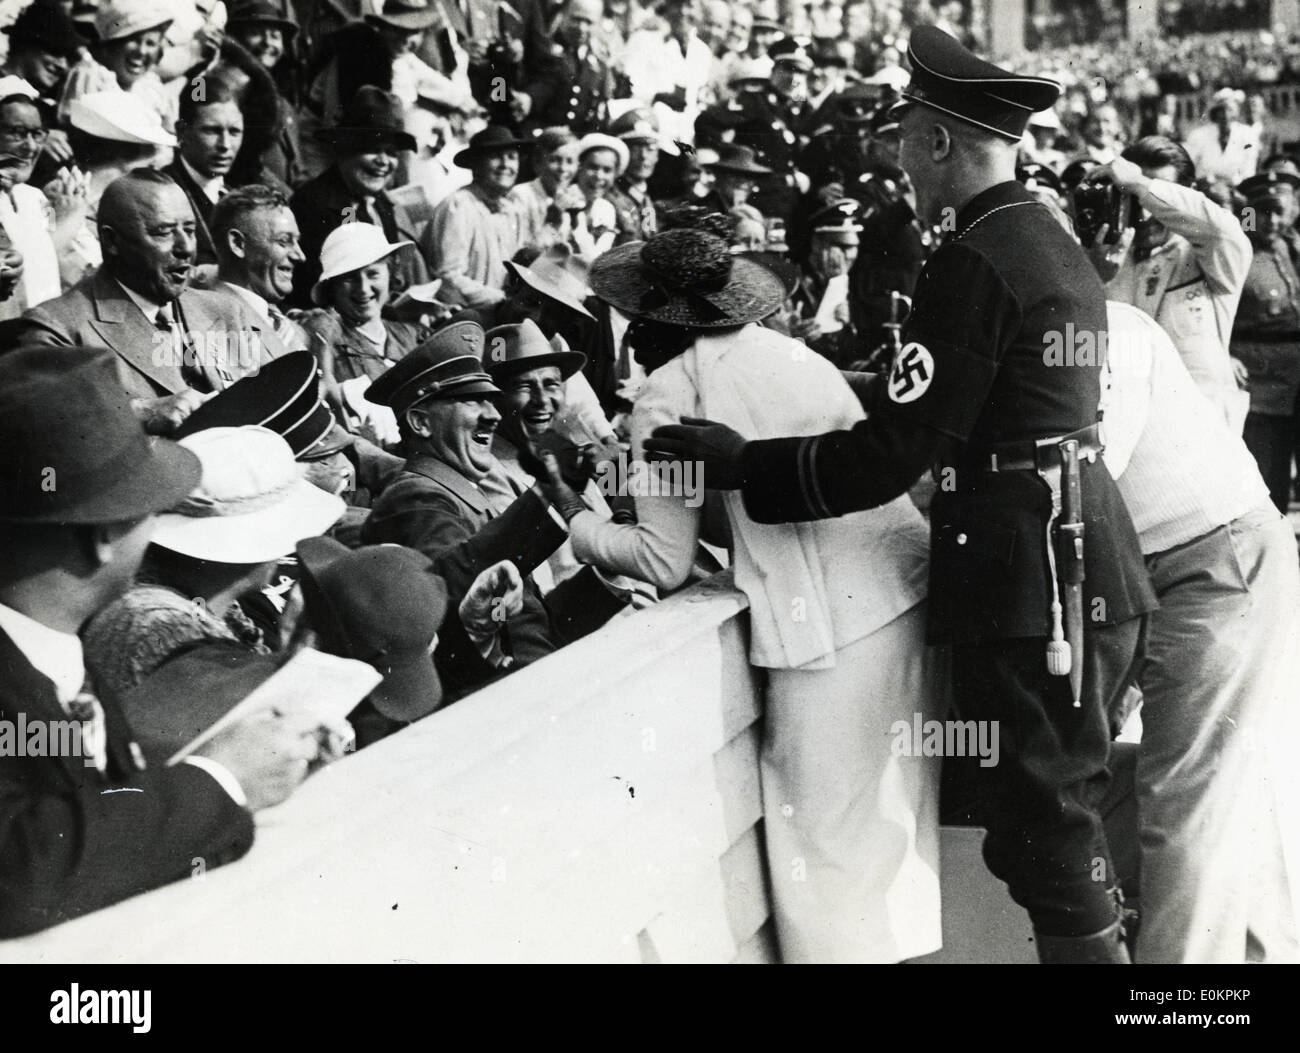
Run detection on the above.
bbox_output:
[605,109,666,242]
[1231,169,1300,511]
[646,26,1157,964]
[731,36,817,226]
[796,98,930,355]
[528,0,612,136]
[788,198,865,367]
[360,321,620,698]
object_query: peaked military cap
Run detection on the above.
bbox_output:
[890,25,1060,142]
[1016,162,1063,196]
[1239,170,1300,200]
[810,198,863,235]
[173,351,337,459]
[365,321,498,413]
[769,35,814,71]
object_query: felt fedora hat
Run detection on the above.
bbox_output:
[707,144,772,176]
[226,0,299,41]
[453,124,532,168]
[483,318,587,381]
[315,85,417,153]
[589,229,785,329]
[0,346,200,525]
[297,536,447,723]
[504,246,595,321]
[364,0,443,31]
[3,0,86,58]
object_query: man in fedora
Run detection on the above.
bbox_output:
[15,168,286,434]
[420,125,530,309]
[698,144,771,214]
[289,85,430,308]
[605,109,666,242]
[360,320,617,698]
[0,345,320,937]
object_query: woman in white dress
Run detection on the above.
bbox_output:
[546,229,946,962]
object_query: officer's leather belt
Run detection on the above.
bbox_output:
[985,424,1103,473]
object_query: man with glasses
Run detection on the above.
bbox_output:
[0,92,63,315]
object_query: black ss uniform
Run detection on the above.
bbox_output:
[739,180,1158,938]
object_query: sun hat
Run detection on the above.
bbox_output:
[504,246,595,321]
[94,0,173,43]
[576,132,629,176]
[149,426,345,564]
[589,229,786,328]
[67,90,176,146]
[483,318,587,380]
[297,536,447,722]
[0,346,199,524]
[310,222,412,306]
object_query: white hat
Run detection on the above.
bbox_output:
[1209,87,1246,113]
[576,132,629,176]
[310,222,413,306]
[151,427,345,564]
[68,91,176,146]
[0,76,39,101]
[96,0,174,43]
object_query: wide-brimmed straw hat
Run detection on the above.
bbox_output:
[589,229,786,328]
[483,318,587,382]
[311,222,412,305]
[149,426,345,564]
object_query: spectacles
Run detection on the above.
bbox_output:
[0,125,48,144]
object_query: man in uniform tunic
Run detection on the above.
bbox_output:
[646,27,1158,963]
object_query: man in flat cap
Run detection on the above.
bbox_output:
[648,25,1157,963]
[0,345,318,936]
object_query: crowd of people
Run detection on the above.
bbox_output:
[0,0,1297,966]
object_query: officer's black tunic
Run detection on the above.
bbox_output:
[740,179,1158,936]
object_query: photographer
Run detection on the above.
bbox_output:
[1084,137,1251,430]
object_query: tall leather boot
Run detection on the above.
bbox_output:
[1034,918,1132,964]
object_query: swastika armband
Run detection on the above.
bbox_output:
[877,333,1000,440]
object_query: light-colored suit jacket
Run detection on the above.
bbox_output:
[14,269,289,401]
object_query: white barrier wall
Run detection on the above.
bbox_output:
[1,572,777,964]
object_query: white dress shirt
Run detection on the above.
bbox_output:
[179,156,225,204]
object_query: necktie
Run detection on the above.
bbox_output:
[68,681,108,774]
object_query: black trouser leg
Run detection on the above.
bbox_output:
[951,617,1144,937]
[1243,412,1292,513]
